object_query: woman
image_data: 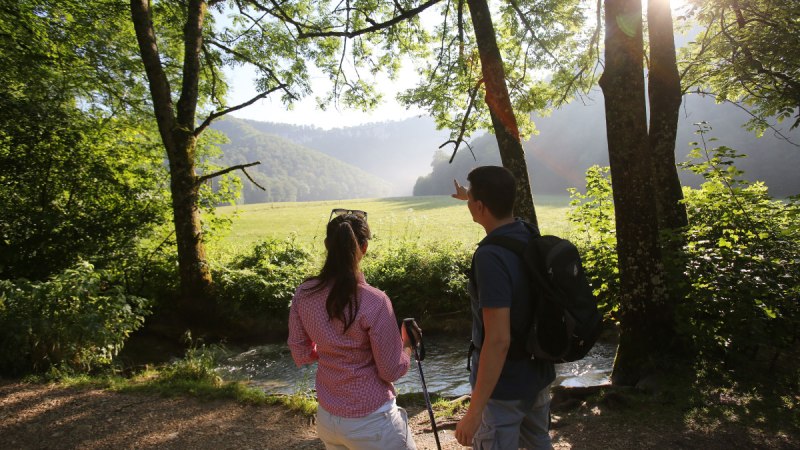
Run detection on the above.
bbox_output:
[288,209,418,450]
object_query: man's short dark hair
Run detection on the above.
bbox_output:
[467,166,516,219]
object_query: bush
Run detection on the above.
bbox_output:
[363,240,472,328]
[212,238,313,335]
[208,237,472,336]
[0,98,170,281]
[567,165,620,320]
[568,144,800,382]
[678,143,800,371]
[0,262,151,375]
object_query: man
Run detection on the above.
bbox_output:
[452,166,555,449]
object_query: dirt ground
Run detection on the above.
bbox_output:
[1,381,797,449]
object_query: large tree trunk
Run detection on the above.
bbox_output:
[466,0,538,225]
[131,0,214,320]
[647,0,688,231]
[599,0,676,386]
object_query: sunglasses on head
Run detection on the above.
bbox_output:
[329,208,368,222]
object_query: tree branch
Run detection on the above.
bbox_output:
[196,162,266,191]
[508,0,562,67]
[205,39,295,100]
[194,84,288,136]
[240,166,267,191]
[245,0,308,36]
[297,0,443,38]
[690,89,799,147]
[440,78,483,162]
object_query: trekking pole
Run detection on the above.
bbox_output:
[403,318,442,450]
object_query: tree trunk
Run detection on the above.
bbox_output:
[169,130,213,313]
[647,0,688,231]
[466,0,538,226]
[130,0,214,319]
[599,0,675,386]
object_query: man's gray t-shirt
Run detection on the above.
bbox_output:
[469,220,556,401]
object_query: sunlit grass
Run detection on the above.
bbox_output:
[210,195,573,261]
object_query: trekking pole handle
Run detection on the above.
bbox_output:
[403,318,425,361]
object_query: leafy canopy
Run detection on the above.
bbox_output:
[680,0,800,132]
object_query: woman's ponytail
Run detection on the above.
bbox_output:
[310,213,370,332]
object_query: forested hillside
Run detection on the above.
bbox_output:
[211,118,392,203]
[229,117,449,195]
[414,93,800,198]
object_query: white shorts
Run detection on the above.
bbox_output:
[316,398,417,450]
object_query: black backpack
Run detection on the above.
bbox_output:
[475,222,603,363]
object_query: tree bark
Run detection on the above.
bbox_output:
[647,0,688,231]
[599,0,675,386]
[130,0,214,318]
[466,0,538,226]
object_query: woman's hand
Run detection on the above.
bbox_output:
[451,179,468,201]
[401,320,422,350]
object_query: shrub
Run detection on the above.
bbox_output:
[363,240,472,329]
[213,238,313,335]
[567,165,620,319]
[678,142,800,371]
[210,237,473,335]
[568,142,800,382]
[0,262,151,375]
[0,99,170,281]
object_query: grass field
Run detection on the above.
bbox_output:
[211,194,574,259]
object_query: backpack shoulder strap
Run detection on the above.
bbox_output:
[479,235,526,256]
[477,220,540,255]
[472,220,541,281]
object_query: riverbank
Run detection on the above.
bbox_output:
[2,381,797,449]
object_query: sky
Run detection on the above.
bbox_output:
[223,0,692,130]
[225,62,425,130]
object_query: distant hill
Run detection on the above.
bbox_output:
[229,117,450,196]
[212,96,798,203]
[414,93,800,198]
[210,118,392,203]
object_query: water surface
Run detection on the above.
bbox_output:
[216,337,616,396]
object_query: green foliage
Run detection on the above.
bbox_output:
[681,0,800,131]
[156,343,223,387]
[0,100,170,280]
[569,136,800,382]
[567,166,619,318]
[0,0,170,280]
[196,129,240,243]
[363,240,472,326]
[0,262,151,375]
[399,0,599,142]
[212,238,314,333]
[207,234,474,335]
[677,132,800,373]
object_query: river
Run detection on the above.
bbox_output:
[216,337,616,396]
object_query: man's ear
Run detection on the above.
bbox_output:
[475,199,487,216]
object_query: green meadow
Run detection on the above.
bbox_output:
[212,194,574,259]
